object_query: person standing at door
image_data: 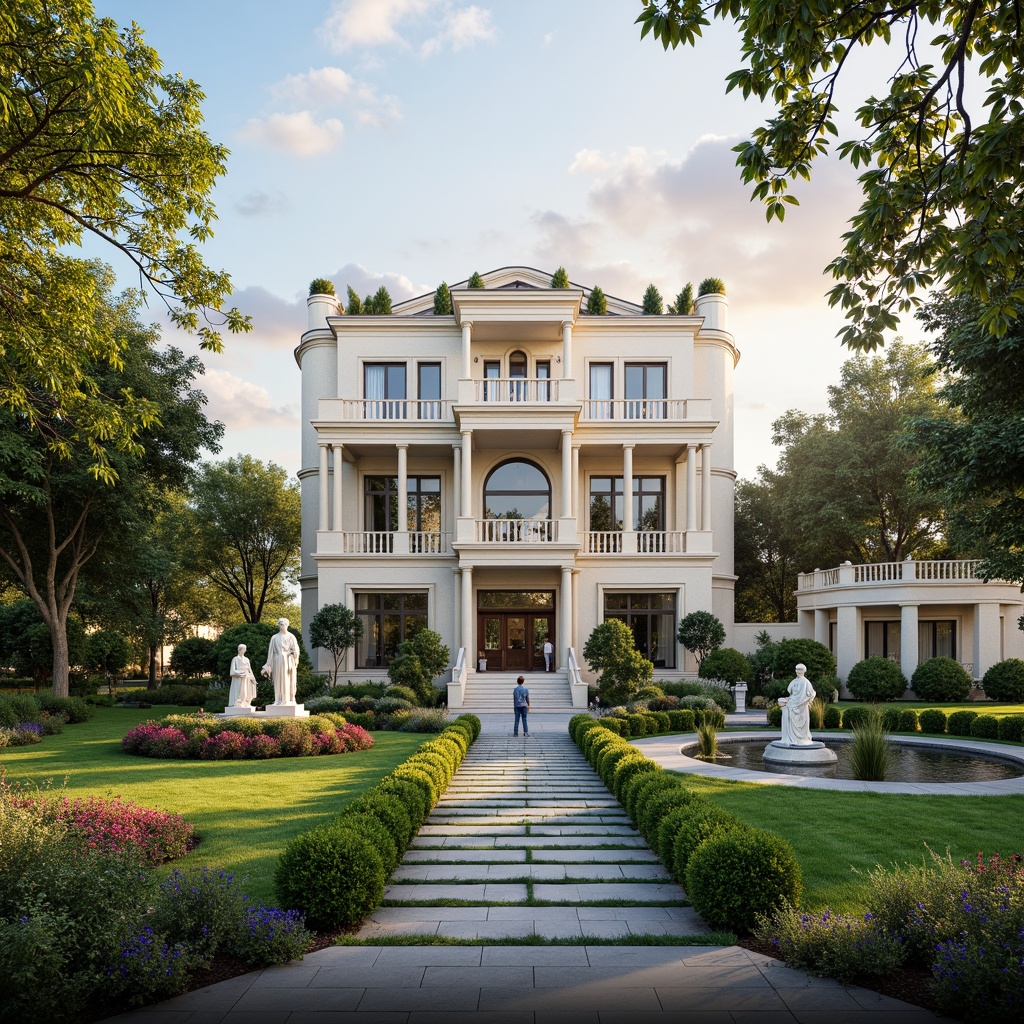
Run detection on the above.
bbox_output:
[543,639,554,672]
[513,676,530,737]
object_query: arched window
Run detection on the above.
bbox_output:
[508,350,527,379]
[484,460,550,521]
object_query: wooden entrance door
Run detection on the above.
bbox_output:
[478,612,554,672]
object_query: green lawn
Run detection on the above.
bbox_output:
[835,700,1024,717]
[1,707,428,903]
[676,772,1024,913]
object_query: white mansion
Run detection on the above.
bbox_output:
[296,267,1024,705]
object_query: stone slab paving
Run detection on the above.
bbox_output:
[103,716,953,1022]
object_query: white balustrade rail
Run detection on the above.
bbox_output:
[580,399,687,421]
[800,559,984,589]
[340,531,449,554]
[567,647,588,708]
[475,519,555,543]
[586,531,623,554]
[449,648,466,708]
[637,531,686,553]
[474,378,560,403]
[335,400,450,421]
[409,531,451,554]
[583,531,686,554]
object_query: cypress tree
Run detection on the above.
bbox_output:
[371,285,392,314]
[642,283,663,315]
[551,266,570,288]
[467,271,484,289]
[586,285,607,314]
[668,283,693,315]
[433,281,452,315]
[346,286,362,315]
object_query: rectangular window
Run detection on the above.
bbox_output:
[919,620,957,662]
[355,592,428,667]
[604,592,676,668]
[483,360,501,402]
[364,363,407,418]
[624,363,666,419]
[365,476,441,534]
[589,477,664,532]
[536,360,551,402]
[865,620,901,661]
[589,363,613,419]
[417,363,441,419]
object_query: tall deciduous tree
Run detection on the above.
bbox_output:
[308,603,363,685]
[733,479,799,622]
[910,289,1024,585]
[0,1,248,478]
[185,457,301,625]
[0,268,222,695]
[636,1,1024,350]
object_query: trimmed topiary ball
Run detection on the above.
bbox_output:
[997,715,1024,742]
[947,710,979,736]
[766,705,782,728]
[699,647,753,685]
[918,708,948,735]
[772,638,836,683]
[911,657,972,702]
[670,803,745,880]
[841,706,869,730]
[654,796,705,865]
[982,659,1024,703]
[275,822,385,929]
[822,705,841,729]
[686,828,802,934]
[612,754,658,801]
[969,714,1000,740]
[846,657,907,702]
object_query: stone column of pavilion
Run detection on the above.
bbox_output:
[693,289,740,636]
[295,290,342,665]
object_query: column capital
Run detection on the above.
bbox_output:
[560,319,574,330]
[396,442,409,450]
[460,319,474,331]
[622,442,635,451]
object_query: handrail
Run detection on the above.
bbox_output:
[474,378,559,403]
[475,519,555,543]
[799,559,986,590]
[580,399,687,420]
[583,530,686,554]
[567,647,588,709]
[335,399,450,421]
[449,648,466,709]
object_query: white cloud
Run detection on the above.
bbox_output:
[542,32,555,46]
[235,190,290,217]
[568,148,610,175]
[320,0,495,57]
[202,370,297,429]
[237,111,345,157]
[271,66,354,107]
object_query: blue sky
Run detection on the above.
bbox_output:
[94,0,898,480]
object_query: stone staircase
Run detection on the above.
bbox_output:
[457,671,576,713]
[356,730,707,940]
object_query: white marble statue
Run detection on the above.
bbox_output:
[777,663,816,746]
[262,618,300,705]
[228,644,257,707]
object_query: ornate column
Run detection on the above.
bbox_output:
[561,430,573,518]
[318,443,329,532]
[560,566,573,667]
[561,320,573,379]
[452,444,462,520]
[685,443,697,532]
[901,603,919,682]
[394,444,409,553]
[331,443,343,532]
[622,443,635,553]
[461,566,474,664]
[461,429,473,520]
[700,443,712,532]
[461,321,473,379]
[572,444,581,525]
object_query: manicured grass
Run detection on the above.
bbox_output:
[675,772,1024,913]
[0,707,428,903]
[837,699,1024,718]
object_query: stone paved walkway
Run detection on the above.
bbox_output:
[105,717,952,1022]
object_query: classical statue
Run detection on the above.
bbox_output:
[777,663,816,746]
[262,618,300,705]
[228,643,257,707]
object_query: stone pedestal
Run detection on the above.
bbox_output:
[762,740,838,766]
[217,705,258,718]
[732,683,748,713]
[256,703,310,718]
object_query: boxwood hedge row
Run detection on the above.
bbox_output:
[568,714,801,934]
[274,714,480,929]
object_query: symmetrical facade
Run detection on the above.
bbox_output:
[296,268,739,707]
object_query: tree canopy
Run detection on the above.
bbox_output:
[637,1,1024,349]
[0,1,249,473]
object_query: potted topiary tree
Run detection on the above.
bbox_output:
[551,266,570,288]
[641,283,663,315]
[586,285,608,314]
[307,278,339,329]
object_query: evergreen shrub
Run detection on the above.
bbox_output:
[624,770,674,822]
[841,706,869,730]
[636,785,693,843]
[822,705,841,728]
[981,658,1024,702]
[947,710,979,736]
[667,709,695,731]
[897,709,919,732]
[670,803,745,879]
[969,714,999,740]
[654,797,706,865]
[686,828,802,933]
[611,753,657,800]
[997,715,1024,742]
[846,657,907,702]
[600,717,623,735]
[918,708,948,734]
[766,705,783,727]
[698,647,752,684]
[911,657,972,702]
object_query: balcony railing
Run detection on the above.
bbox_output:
[475,518,556,543]
[580,399,688,420]
[338,531,451,554]
[474,378,560,403]
[331,400,451,421]
[799,559,983,590]
[584,531,686,554]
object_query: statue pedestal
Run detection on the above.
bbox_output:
[217,705,258,718]
[257,703,310,718]
[762,740,838,766]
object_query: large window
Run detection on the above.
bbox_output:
[364,363,406,418]
[589,363,613,418]
[919,621,956,661]
[417,362,441,419]
[355,592,427,667]
[589,477,665,532]
[484,460,550,521]
[604,592,676,668]
[865,620,901,660]
[624,363,666,419]
[365,476,441,532]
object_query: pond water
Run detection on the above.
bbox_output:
[688,738,1023,783]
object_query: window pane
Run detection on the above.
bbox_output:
[624,364,643,399]
[647,365,666,399]
[604,594,628,610]
[386,364,407,398]
[365,364,385,399]
[405,592,428,610]
[418,363,441,399]
[866,621,885,659]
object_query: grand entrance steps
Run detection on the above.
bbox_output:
[458,671,576,713]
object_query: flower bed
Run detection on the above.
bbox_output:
[122,712,373,760]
